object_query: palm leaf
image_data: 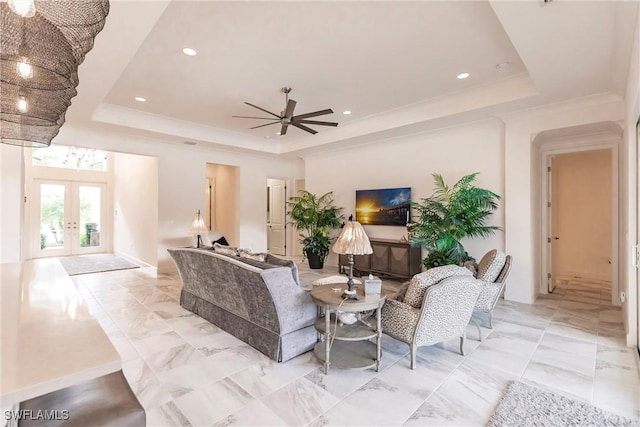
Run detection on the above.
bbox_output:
[410,173,501,268]
[287,190,344,262]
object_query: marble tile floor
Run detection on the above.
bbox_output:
[70,266,640,426]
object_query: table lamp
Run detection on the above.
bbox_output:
[332,221,373,300]
[189,210,207,248]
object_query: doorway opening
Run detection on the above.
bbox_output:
[206,163,240,246]
[26,145,112,259]
[536,123,621,305]
[25,145,159,267]
[547,149,614,301]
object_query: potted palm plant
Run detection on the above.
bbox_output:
[288,190,344,269]
[409,173,501,268]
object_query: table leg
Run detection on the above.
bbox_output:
[376,304,382,372]
[324,305,331,374]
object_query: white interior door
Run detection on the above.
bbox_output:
[32,180,107,257]
[267,179,286,256]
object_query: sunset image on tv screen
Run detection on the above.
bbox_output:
[355,187,411,226]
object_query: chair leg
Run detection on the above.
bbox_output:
[459,334,466,356]
[470,317,483,342]
[410,343,417,370]
[489,311,494,329]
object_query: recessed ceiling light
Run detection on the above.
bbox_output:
[276,132,281,136]
[343,110,352,115]
[496,62,510,71]
[183,141,196,146]
[134,96,146,102]
[182,47,197,56]
[457,73,470,80]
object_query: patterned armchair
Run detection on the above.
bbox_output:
[381,271,483,369]
[471,250,512,340]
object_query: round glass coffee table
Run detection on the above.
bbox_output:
[309,283,386,374]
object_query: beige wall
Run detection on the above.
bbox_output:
[0,145,24,263]
[505,96,623,304]
[552,149,612,281]
[622,6,639,347]
[49,123,303,273]
[305,119,505,269]
[113,152,159,266]
[306,99,625,306]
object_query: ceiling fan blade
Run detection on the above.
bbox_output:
[250,122,280,130]
[284,99,297,119]
[297,120,339,127]
[292,109,334,120]
[232,115,280,120]
[292,122,318,135]
[244,102,281,119]
[280,124,288,136]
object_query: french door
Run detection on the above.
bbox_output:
[32,180,107,257]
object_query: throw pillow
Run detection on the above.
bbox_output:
[213,242,238,256]
[476,249,507,282]
[214,236,229,246]
[403,265,473,308]
[391,280,411,302]
[238,248,268,262]
[234,257,276,270]
[463,260,478,277]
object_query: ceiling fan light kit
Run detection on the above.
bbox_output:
[233,87,338,135]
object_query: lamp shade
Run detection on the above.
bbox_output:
[189,210,207,234]
[332,221,373,255]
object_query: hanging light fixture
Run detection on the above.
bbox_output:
[16,56,33,79]
[7,0,35,18]
[17,95,27,113]
[0,1,110,147]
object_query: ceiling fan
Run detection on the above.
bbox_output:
[233,87,338,135]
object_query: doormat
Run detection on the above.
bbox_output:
[487,381,639,427]
[58,254,139,276]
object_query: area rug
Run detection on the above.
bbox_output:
[58,254,139,276]
[487,381,639,427]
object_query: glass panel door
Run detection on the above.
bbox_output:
[32,180,106,257]
[36,182,70,257]
[74,184,105,254]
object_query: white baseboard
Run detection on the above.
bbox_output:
[114,252,154,269]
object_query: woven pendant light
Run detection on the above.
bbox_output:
[0,1,110,147]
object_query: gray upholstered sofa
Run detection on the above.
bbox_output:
[168,248,318,362]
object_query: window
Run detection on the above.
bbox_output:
[32,145,108,171]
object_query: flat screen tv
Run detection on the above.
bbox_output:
[355,187,411,226]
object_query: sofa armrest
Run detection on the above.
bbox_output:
[265,254,301,287]
[261,268,317,334]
